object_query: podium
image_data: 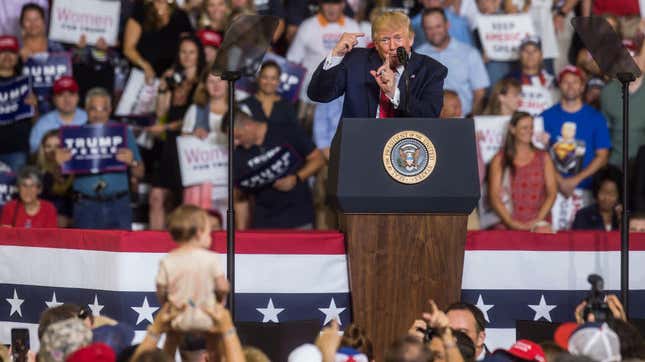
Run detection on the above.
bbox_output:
[328,118,480,360]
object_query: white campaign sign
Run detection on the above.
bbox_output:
[518,85,554,116]
[115,69,159,117]
[474,115,511,164]
[177,136,228,187]
[49,0,121,46]
[477,14,536,61]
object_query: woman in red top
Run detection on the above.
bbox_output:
[488,111,557,231]
[1,166,57,228]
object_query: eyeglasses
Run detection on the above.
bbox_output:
[376,35,405,46]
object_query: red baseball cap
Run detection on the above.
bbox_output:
[0,35,19,53]
[66,343,116,362]
[53,76,79,95]
[558,65,585,84]
[197,29,223,49]
[505,340,546,362]
[554,322,578,350]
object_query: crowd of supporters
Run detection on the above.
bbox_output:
[4,275,645,362]
[0,0,644,233]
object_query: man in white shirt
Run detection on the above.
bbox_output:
[287,0,363,103]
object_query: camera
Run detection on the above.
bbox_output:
[417,327,438,343]
[165,71,184,89]
[582,274,612,322]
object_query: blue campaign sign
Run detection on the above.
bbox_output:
[236,144,303,190]
[60,124,128,175]
[236,52,307,103]
[0,76,34,124]
[0,172,17,213]
[22,52,72,114]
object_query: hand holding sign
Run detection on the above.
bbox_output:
[60,124,128,174]
[49,0,121,46]
[0,76,34,124]
[116,148,134,166]
[477,14,536,61]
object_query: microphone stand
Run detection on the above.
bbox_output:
[397,47,410,115]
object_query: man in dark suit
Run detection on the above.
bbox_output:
[307,11,447,118]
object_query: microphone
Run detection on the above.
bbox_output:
[396,47,410,115]
[396,47,408,66]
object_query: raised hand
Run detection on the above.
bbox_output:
[332,32,365,57]
[370,56,397,98]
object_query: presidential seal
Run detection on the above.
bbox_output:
[382,131,436,184]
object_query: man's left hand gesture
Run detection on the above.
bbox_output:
[370,56,397,99]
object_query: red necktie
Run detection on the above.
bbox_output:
[379,91,395,118]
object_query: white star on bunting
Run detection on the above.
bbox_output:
[6,289,24,317]
[475,294,494,323]
[528,294,557,322]
[131,297,158,325]
[45,292,63,308]
[319,298,346,325]
[256,298,285,323]
[88,294,104,316]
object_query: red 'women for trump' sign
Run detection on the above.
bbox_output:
[49,0,121,46]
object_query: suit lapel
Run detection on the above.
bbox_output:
[366,49,382,118]
[398,52,421,95]
[396,52,422,116]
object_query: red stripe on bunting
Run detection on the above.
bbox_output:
[0,228,346,254]
[465,231,645,251]
[2,228,644,253]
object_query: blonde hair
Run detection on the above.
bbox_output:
[371,10,413,41]
[198,0,231,31]
[167,205,210,243]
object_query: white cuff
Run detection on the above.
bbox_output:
[323,52,344,70]
[389,88,400,109]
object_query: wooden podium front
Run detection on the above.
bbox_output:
[340,214,467,359]
[328,118,479,360]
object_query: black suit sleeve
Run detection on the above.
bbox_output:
[399,62,447,118]
[307,59,347,103]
